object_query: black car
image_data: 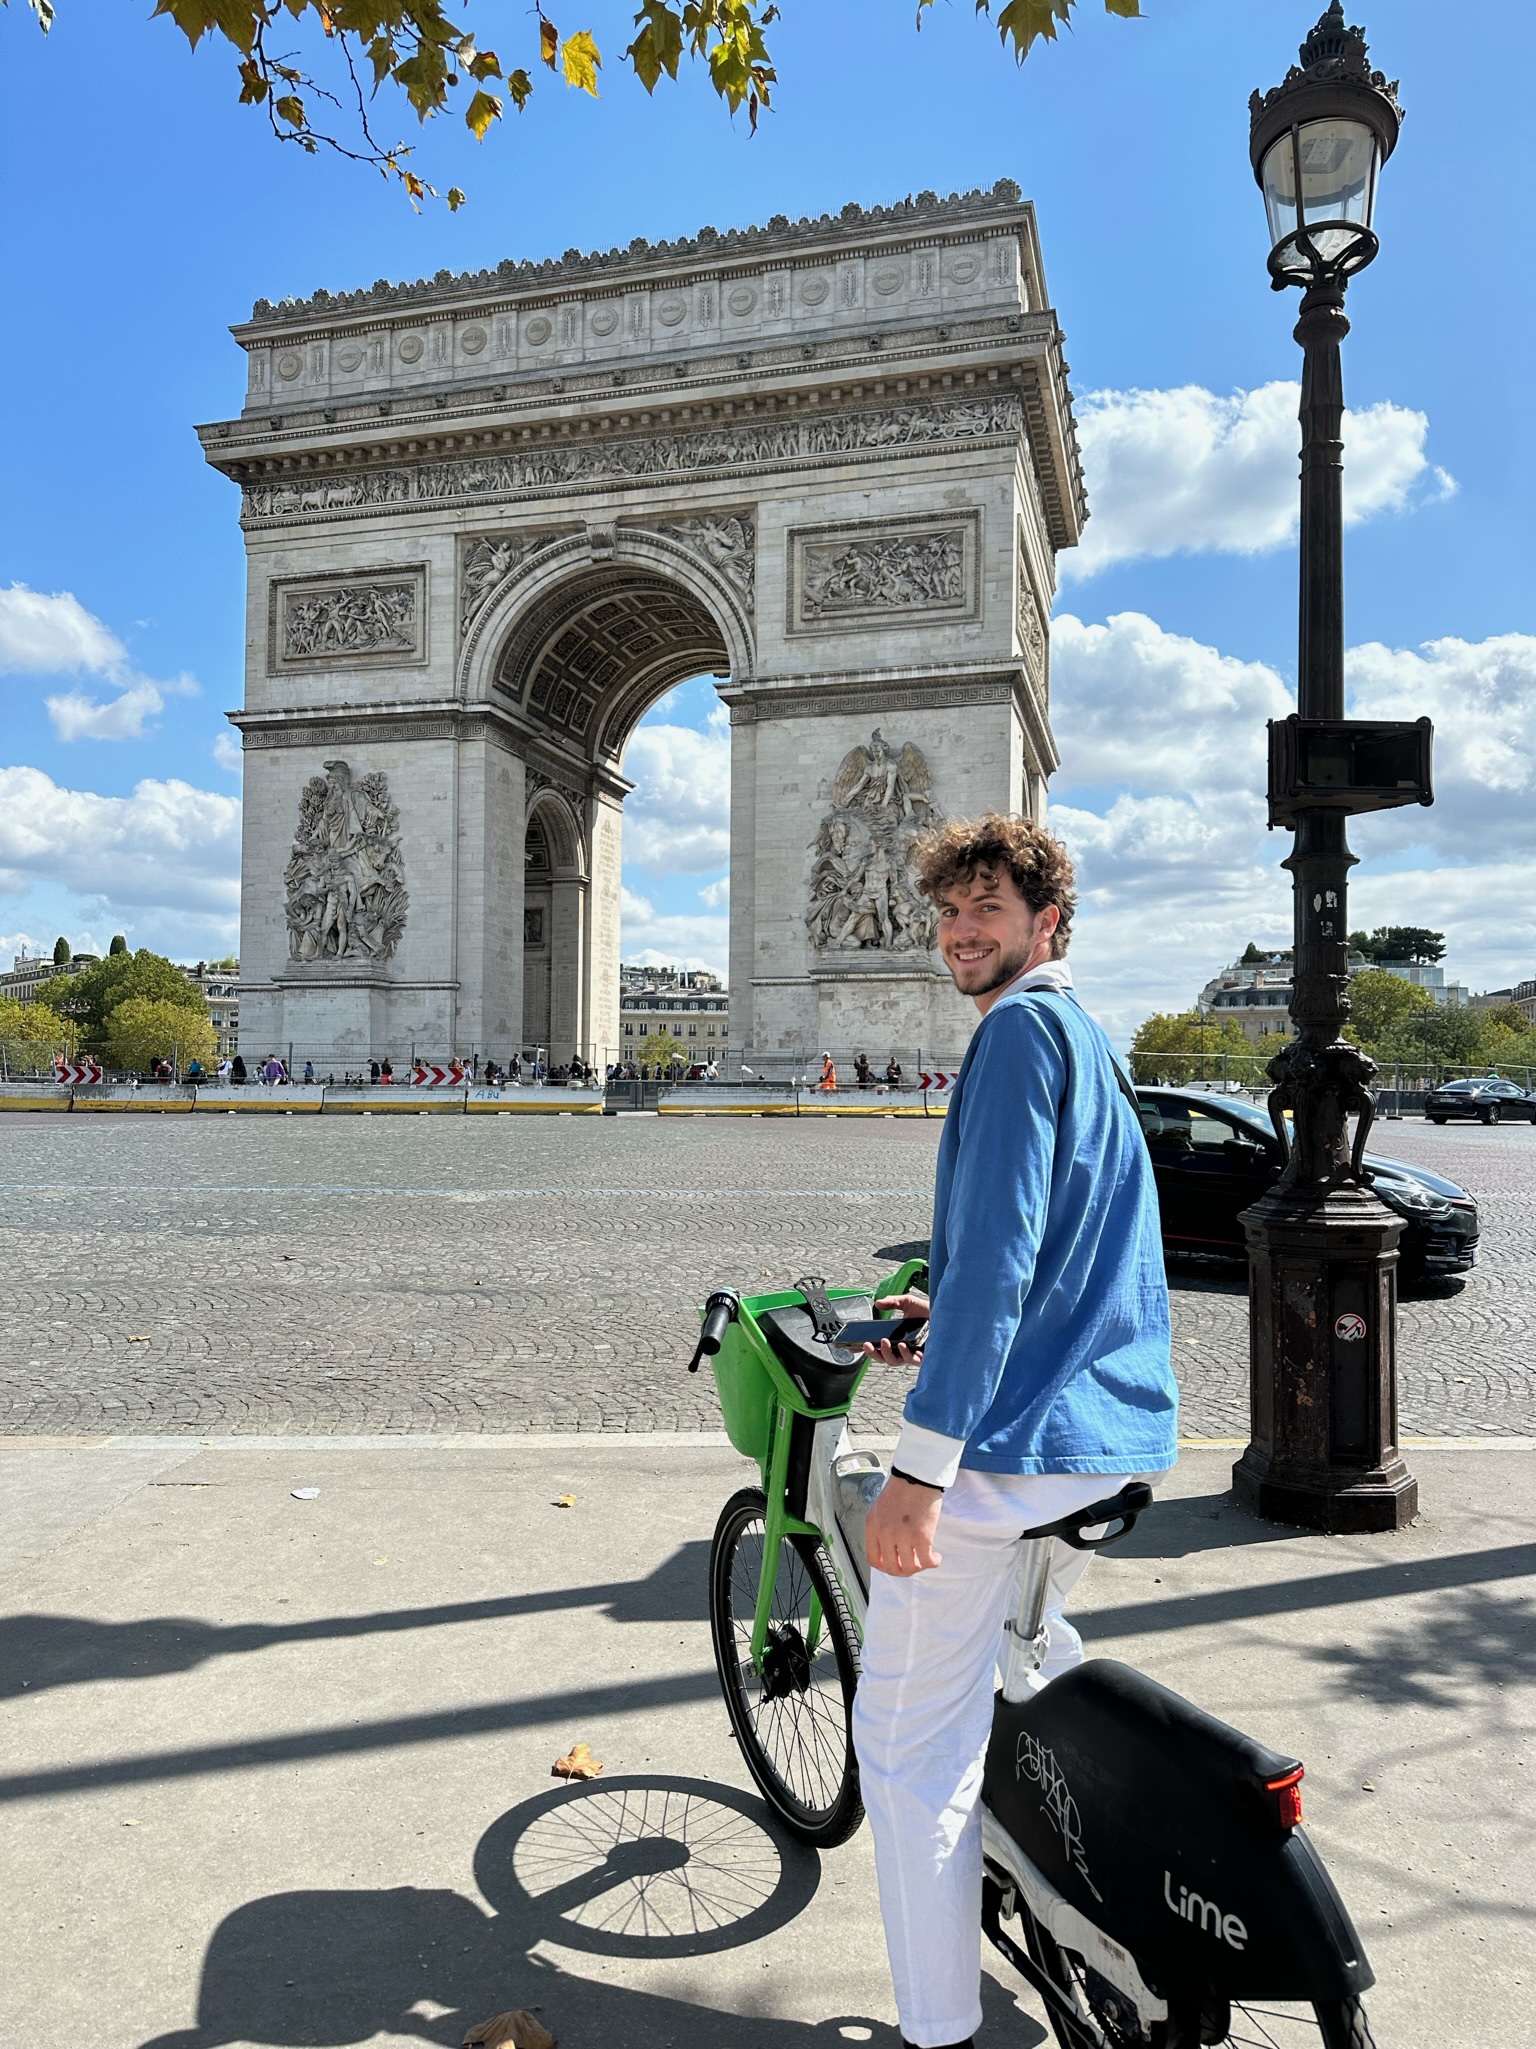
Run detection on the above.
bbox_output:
[1423,1078,1536,1126]
[1135,1087,1479,1281]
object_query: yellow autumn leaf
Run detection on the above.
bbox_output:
[539,16,559,66]
[464,88,502,140]
[560,28,601,96]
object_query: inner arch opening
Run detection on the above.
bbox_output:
[495,567,729,762]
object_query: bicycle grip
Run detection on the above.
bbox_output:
[698,1302,734,1357]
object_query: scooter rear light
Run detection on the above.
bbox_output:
[1266,1766,1304,1828]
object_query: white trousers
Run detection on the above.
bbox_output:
[851,1468,1137,2049]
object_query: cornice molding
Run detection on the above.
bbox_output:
[239,182,1033,334]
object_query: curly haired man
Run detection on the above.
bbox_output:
[851,812,1178,2049]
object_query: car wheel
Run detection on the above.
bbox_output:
[1430,1116,1447,1125]
[1481,1106,1501,1126]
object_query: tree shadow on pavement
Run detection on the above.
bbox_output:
[1300,1582,1536,1709]
[0,1544,710,1701]
[135,1771,1050,2049]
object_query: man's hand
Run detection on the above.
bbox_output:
[855,1291,930,1367]
[865,1474,943,1576]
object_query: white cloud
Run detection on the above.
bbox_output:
[1050,611,1288,794]
[1048,615,1536,1045]
[621,717,731,875]
[1346,631,1536,856]
[0,584,127,674]
[213,730,244,774]
[0,768,240,914]
[698,876,729,908]
[1067,382,1450,580]
[620,886,728,977]
[0,581,200,742]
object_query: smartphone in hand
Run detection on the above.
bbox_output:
[836,1315,929,1351]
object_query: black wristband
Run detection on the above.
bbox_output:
[891,1466,945,1493]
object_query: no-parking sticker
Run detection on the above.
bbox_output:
[1334,1312,1368,1342]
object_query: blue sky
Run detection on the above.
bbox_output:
[2,0,1532,1039]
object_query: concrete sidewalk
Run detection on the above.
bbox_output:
[0,1440,1529,2049]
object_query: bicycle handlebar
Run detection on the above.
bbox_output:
[686,1289,740,1373]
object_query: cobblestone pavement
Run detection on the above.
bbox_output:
[1,1113,1530,1438]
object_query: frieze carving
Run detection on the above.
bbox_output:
[806,730,939,956]
[460,529,563,637]
[246,181,1025,326]
[654,512,755,612]
[788,510,980,635]
[240,396,1023,526]
[284,759,408,964]
[1016,567,1046,686]
[270,567,426,671]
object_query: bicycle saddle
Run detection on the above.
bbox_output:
[760,1280,875,1408]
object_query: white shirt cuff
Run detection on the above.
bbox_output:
[892,1420,966,1490]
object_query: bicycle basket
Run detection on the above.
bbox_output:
[706,1287,870,1460]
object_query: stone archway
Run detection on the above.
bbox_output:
[213,182,1084,1067]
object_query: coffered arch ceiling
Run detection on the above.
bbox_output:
[494,568,729,762]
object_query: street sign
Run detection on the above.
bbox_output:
[411,1060,466,1087]
[919,1070,957,1093]
[54,1059,103,1087]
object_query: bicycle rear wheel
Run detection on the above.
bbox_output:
[1012,1891,1376,2049]
[708,1486,863,1848]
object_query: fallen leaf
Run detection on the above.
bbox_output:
[373,1556,388,1565]
[553,1741,603,1780]
[127,1334,150,1343]
[553,1493,576,1509]
[291,1487,321,1501]
[464,2011,556,2049]
[121,1818,140,1826]
[1361,1780,1376,1792]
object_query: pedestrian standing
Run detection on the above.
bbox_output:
[851,813,1177,2049]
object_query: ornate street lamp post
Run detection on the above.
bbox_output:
[1236,6,1432,1532]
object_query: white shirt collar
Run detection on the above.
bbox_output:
[1002,957,1074,999]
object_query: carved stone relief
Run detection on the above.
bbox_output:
[787,512,980,634]
[526,766,588,824]
[806,731,940,956]
[459,529,564,638]
[271,569,426,671]
[241,395,1023,526]
[283,759,408,964]
[1015,549,1046,687]
[653,512,755,613]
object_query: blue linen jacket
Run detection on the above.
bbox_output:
[896,981,1177,1482]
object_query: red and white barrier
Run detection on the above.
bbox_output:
[411,1060,466,1087]
[919,1070,957,1093]
[55,1059,103,1086]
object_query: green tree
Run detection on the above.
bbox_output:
[1376,1002,1486,1069]
[105,997,217,1075]
[1478,1002,1529,1036]
[51,934,70,965]
[109,933,128,955]
[10,0,1141,206]
[1345,968,1434,1048]
[1478,1018,1536,1075]
[1348,926,1446,965]
[0,996,79,1065]
[637,1028,689,1073]
[37,948,208,1043]
[1128,1010,1252,1085]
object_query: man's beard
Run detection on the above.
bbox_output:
[948,940,1033,997]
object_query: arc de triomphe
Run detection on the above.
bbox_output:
[200,180,1085,1067]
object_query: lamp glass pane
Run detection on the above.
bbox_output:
[1296,118,1377,227]
[1260,134,1299,247]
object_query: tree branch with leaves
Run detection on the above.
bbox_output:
[7,0,1140,206]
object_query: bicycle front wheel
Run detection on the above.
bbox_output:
[708,1486,863,1848]
[1014,1892,1377,2049]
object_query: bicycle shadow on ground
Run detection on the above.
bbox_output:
[135,1772,1050,2049]
[0,1543,711,1701]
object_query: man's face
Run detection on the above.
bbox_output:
[934,866,1059,1010]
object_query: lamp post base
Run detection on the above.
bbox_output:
[1237,1183,1418,1534]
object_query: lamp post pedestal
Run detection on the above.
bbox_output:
[1237,1183,1417,1532]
